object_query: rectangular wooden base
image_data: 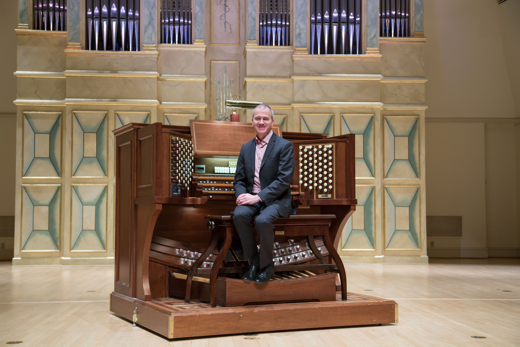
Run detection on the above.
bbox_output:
[216,273,337,307]
[110,291,398,339]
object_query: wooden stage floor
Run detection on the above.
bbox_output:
[1,259,519,346]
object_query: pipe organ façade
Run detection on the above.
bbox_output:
[14,0,427,271]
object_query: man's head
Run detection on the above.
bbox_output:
[252,104,274,140]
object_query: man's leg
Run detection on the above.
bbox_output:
[254,204,282,269]
[232,204,260,260]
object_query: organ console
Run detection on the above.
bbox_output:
[110,120,395,339]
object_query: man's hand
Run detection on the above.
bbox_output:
[236,193,262,206]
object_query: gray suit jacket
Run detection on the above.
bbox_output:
[233,132,295,217]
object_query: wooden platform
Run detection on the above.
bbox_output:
[110,291,398,339]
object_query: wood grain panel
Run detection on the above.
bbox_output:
[190,120,282,157]
[115,131,134,297]
[138,136,153,187]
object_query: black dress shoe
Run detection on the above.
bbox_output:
[254,262,275,284]
[241,254,260,282]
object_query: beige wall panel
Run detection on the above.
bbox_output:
[273,115,287,131]
[381,83,425,104]
[210,0,240,45]
[72,111,108,178]
[17,33,67,72]
[210,61,240,121]
[158,80,206,103]
[293,56,381,75]
[17,77,65,101]
[294,80,379,103]
[65,52,158,72]
[115,112,150,128]
[245,48,293,77]
[71,185,107,252]
[426,122,488,257]
[300,114,334,137]
[20,185,60,252]
[164,114,199,126]
[158,46,206,75]
[380,41,425,77]
[245,79,293,105]
[159,108,206,121]
[384,186,420,251]
[22,112,61,178]
[485,124,518,252]
[342,185,375,251]
[341,114,375,178]
[384,116,419,179]
[66,76,157,100]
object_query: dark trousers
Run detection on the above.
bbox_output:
[232,202,282,268]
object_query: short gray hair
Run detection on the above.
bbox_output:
[252,104,274,120]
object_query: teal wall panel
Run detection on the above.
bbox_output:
[23,112,61,178]
[21,185,61,251]
[72,111,108,177]
[71,185,107,251]
[385,186,420,250]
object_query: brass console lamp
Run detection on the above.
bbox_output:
[225,97,263,123]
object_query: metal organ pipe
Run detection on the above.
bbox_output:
[161,0,192,44]
[86,0,140,51]
[259,0,290,46]
[310,0,360,54]
[380,0,410,37]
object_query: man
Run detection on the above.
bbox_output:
[233,104,295,284]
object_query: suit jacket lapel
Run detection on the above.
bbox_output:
[247,138,256,181]
[260,133,277,171]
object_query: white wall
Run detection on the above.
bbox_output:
[496,0,520,117]
[425,0,517,121]
[0,118,16,216]
[0,0,18,115]
[0,0,18,255]
[425,0,519,258]
[517,124,520,253]
[0,0,18,202]
[426,122,488,257]
[485,123,518,257]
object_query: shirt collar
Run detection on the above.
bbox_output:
[256,130,273,145]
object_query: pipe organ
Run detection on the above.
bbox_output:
[259,0,291,46]
[86,0,140,51]
[33,0,67,31]
[310,0,361,55]
[160,0,193,44]
[380,0,410,37]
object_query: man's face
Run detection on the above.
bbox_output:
[252,107,274,139]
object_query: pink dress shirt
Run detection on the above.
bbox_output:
[252,130,274,195]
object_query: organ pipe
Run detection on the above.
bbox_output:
[380,0,410,37]
[86,0,140,51]
[310,0,360,55]
[259,0,290,46]
[33,0,67,31]
[161,0,192,44]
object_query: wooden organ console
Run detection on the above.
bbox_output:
[110,120,397,339]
